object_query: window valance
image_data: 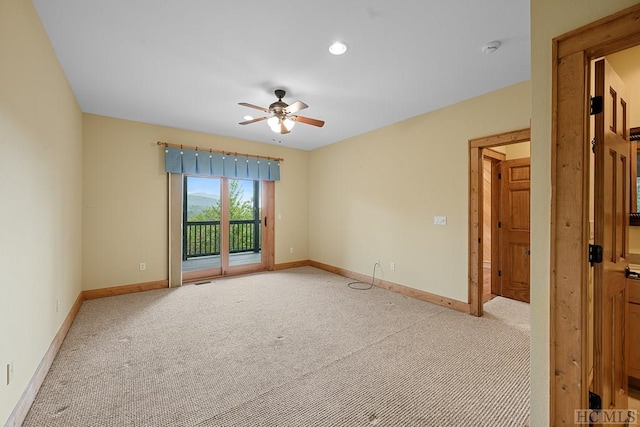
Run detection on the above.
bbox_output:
[159,142,281,181]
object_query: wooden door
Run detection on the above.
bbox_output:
[592,58,630,411]
[499,158,531,303]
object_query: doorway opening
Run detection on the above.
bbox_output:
[468,128,531,317]
[481,142,531,305]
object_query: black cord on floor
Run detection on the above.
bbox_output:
[347,262,379,290]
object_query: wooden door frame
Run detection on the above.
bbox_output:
[484,150,506,300]
[469,128,531,316]
[551,4,640,424]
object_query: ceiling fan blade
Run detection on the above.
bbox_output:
[291,115,325,127]
[280,119,290,134]
[239,116,268,125]
[285,101,308,114]
[238,102,270,113]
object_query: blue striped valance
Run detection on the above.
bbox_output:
[164,147,280,181]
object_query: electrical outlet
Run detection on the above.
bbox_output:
[289,247,294,254]
[390,262,396,271]
[6,361,14,385]
[56,299,60,313]
[139,262,146,271]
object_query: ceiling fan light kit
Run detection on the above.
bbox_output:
[239,89,325,135]
[268,116,295,133]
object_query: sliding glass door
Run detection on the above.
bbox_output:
[180,176,270,282]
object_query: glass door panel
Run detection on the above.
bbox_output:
[182,176,222,279]
[227,179,263,268]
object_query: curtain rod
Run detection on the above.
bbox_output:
[157,141,284,162]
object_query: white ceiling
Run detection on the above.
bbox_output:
[32,1,530,151]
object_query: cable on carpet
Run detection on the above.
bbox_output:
[347,262,379,290]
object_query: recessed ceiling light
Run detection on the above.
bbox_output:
[243,115,254,121]
[329,41,348,55]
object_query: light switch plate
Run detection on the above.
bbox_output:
[434,216,447,226]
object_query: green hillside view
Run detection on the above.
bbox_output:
[185,179,260,257]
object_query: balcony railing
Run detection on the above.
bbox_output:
[184,219,261,259]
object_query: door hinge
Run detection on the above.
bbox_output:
[498,270,502,277]
[589,244,603,266]
[590,96,603,115]
[589,391,602,411]
[498,172,502,180]
[498,221,502,229]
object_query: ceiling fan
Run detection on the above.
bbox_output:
[238,89,325,135]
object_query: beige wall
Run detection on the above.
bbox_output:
[530,1,640,425]
[486,141,531,159]
[308,80,531,303]
[0,0,83,423]
[82,114,309,290]
[505,141,531,160]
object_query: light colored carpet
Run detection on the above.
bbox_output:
[23,267,530,426]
